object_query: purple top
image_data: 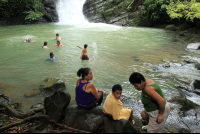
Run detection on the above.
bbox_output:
[75,79,95,106]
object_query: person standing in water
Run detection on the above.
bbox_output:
[55,33,61,40]
[76,44,89,60]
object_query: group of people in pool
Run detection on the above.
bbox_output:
[41,34,89,61]
[76,67,170,133]
[26,33,170,132]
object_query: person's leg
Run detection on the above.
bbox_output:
[97,91,103,105]
[129,109,135,125]
[141,110,149,125]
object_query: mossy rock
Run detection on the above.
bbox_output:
[39,78,66,92]
[180,99,196,111]
[175,77,191,85]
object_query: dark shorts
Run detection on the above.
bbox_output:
[77,92,103,110]
[82,55,89,60]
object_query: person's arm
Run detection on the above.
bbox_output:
[76,45,83,49]
[144,86,165,123]
[87,83,98,99]
[97,89,104,93]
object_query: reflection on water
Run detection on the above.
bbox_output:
[0,23,200,132]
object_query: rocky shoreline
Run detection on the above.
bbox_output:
[1,71,200,133]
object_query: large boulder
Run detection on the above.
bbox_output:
[64,105,142,133]
[165,24,176,31]
[169,90,196,111]
[44,91,71,123]
[24,78,66,97]
[103,114,142,133]
[39,78,66,92]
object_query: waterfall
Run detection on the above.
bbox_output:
[56,0,88,25]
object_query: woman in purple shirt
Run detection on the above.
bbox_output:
[75,68,104,110]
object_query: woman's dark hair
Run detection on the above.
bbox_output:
[129,72,145,84]
[84,44,88,48]
[44,42,48,46]
[57,41,60,44]
[56,33,59,36]
[77,68,91,79]
[50,52,54,57]
[112,84,122,92]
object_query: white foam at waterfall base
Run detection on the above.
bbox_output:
[56,0,88,25]
[55,0,123,31]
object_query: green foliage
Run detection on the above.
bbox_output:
[0,0,43,21]
[142,0,169,21]
[164,0,200,22]
[124,1,133,12]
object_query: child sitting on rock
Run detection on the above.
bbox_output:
[103,84,135,125]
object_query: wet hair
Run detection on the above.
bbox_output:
[50,52,54,57]
[84,44,88,48]
[77,68,91,79]
[56,33,59,36]
[57,41,60,44]
[112,84,122,92]
[129,72,145,84]
[44,42,48,46]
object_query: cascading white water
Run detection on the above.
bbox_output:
[56,0,88,25]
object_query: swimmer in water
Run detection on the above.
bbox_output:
[54,41,64,47]
[25,38,33,42]
[55,33,61,41]
[42,42,48,49]
[76,44,89,60]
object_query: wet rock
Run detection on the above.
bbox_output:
[165,24,176,31]
[192,80,200,90]
[39,78,66,92]
[195,64,200,70]
[156,72,174,78]
[24,78,66,97]
[24,88,40,97]
[44,91,71,123]
[64,105,104,132]
[183,59,198,64]
[187,43,200,50]
[175,77,191,85]
[169,92,196,111]
[64,105,142,133]
[103,115,142,133]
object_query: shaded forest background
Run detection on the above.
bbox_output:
[0,0,200,29]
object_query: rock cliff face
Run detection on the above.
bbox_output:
[40,0,59,23]
[83,0,152,27]
[0,0,59,25]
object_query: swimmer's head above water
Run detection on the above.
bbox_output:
[84,44,88,48]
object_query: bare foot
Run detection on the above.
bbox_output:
[132,120,135,125]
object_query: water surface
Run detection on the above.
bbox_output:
[0,23,200,132]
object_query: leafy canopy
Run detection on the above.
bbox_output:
[0,0,43,21]
[164,0,200,22]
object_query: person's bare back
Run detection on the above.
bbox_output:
[76,44,89,60]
